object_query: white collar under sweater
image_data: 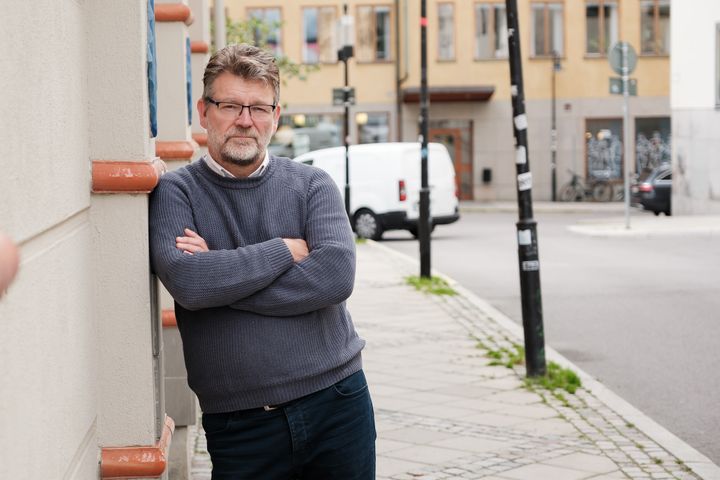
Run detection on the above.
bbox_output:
[203,151,269,178]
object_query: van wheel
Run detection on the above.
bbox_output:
[354,210,383,240]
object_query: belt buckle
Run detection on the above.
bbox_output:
[263,405,278,411]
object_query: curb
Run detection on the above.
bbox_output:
[365,239,720,480]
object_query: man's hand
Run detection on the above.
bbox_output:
[176,228,209,255]
[283,238,309,263]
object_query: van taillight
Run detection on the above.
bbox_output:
[399,180,407,201]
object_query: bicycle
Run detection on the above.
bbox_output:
[559,170,614,202]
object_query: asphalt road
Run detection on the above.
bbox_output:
[381,209,720,464]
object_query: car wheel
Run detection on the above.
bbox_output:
[354,209,383,240]
[653,211,660,216]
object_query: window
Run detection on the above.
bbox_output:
[357,112,390,144]
[270,114,342,157]
[585,119,623,181]
[531,2,564,57]
[302,7,337,64]
[474,3,508,60]
[635,117,671,173]
[438,3,455,61]
[586,1,618,55]
[640,1,670,55]
[356,5,393,61]
[247,7,282,55]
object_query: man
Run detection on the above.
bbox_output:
[149,44,375,479]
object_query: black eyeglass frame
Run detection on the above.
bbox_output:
[204,97,277,117]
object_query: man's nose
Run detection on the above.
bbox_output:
[234,107,254,126]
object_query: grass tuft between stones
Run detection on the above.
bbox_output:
[405,275,457,296]
[524,361,582,394]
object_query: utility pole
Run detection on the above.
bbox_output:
[338,5,354,219]
[505,0,546,377]
[551,51,561,202]
[418,0,431,278]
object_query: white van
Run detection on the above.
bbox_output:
[293,142,460,240]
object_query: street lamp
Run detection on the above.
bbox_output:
[551,50,561,202]
[337,4,354,218]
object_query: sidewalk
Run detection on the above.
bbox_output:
[189,240,720,480]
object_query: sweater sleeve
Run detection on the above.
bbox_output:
[149,174,295,311]
[229,169,356,316]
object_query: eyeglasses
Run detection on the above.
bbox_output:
[205,98,276,121]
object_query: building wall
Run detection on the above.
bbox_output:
[223,0,670,201]
[0,2,99,477]
[0,1,188,478]
[671,0,720,214]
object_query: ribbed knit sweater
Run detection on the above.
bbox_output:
[149,156,364,413]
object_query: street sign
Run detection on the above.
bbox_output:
[609,77,637,96]
[332,87,355,106]
[609,42,637,75]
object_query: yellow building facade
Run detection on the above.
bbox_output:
[226,0,670,201]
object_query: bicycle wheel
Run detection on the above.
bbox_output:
[559,184,580,202]
[592,182,613,202]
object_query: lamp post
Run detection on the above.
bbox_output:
[337,4,354,219]
[551,50,561,202]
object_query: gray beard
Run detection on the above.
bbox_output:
[220,141,262,167]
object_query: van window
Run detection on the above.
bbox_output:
[301,159,314,165]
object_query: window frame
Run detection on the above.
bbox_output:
[301,5,339,65]
[473,2,508,61]
[437,2,456,62]
[639,0,670,56]
[584,0,619,58]
[355,4,394,63]
[356,111,391,144]
[530,1,565,58]
[245,6,284,55]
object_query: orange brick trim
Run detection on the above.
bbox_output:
[161,309,177,328]
[156,140,199,160]
[155,3,194,26]
[192,132,207,146]
[190,41,210,54]
[0,233,19,297]
[101,416,175,479]
[92,158,167,194]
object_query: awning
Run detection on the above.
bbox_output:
[401,86,495,103]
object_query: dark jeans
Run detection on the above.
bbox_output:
[201,370,376,480]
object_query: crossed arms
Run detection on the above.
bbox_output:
[149,169,356,316]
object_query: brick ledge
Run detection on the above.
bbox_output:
[92,158,167,194]
[101,415,175,479]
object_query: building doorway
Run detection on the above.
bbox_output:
[430,120,473,200]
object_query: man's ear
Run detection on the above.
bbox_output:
[197,98,208,129]
[272,103,282,134]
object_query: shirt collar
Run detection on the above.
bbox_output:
[204,151,269,178]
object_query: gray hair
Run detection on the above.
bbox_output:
[202,43,280,104]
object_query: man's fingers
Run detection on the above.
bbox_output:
[184,228,200,238]
[176,241,207,253]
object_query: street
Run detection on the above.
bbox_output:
[381,209,720,465]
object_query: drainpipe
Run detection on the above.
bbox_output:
[395,0,408,141]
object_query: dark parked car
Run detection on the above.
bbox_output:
[631,165,672,215]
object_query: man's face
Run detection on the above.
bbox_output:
[198,72,281,168]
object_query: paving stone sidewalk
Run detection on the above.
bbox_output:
[189,241,720,480]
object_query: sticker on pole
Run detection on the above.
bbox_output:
[515,146,527,164]
[522,260,539,271]
[518,229,532,246]
[517,172,532,191]
[513,114,528,131]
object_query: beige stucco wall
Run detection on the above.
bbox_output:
[0,1,99,478]
[1,0,171,477]
[671,0,720,214]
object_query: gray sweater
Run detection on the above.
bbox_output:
[149,157,364,413]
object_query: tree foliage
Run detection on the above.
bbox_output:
[211,17,319,85]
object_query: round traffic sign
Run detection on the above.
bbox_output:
[609,42,637,75]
